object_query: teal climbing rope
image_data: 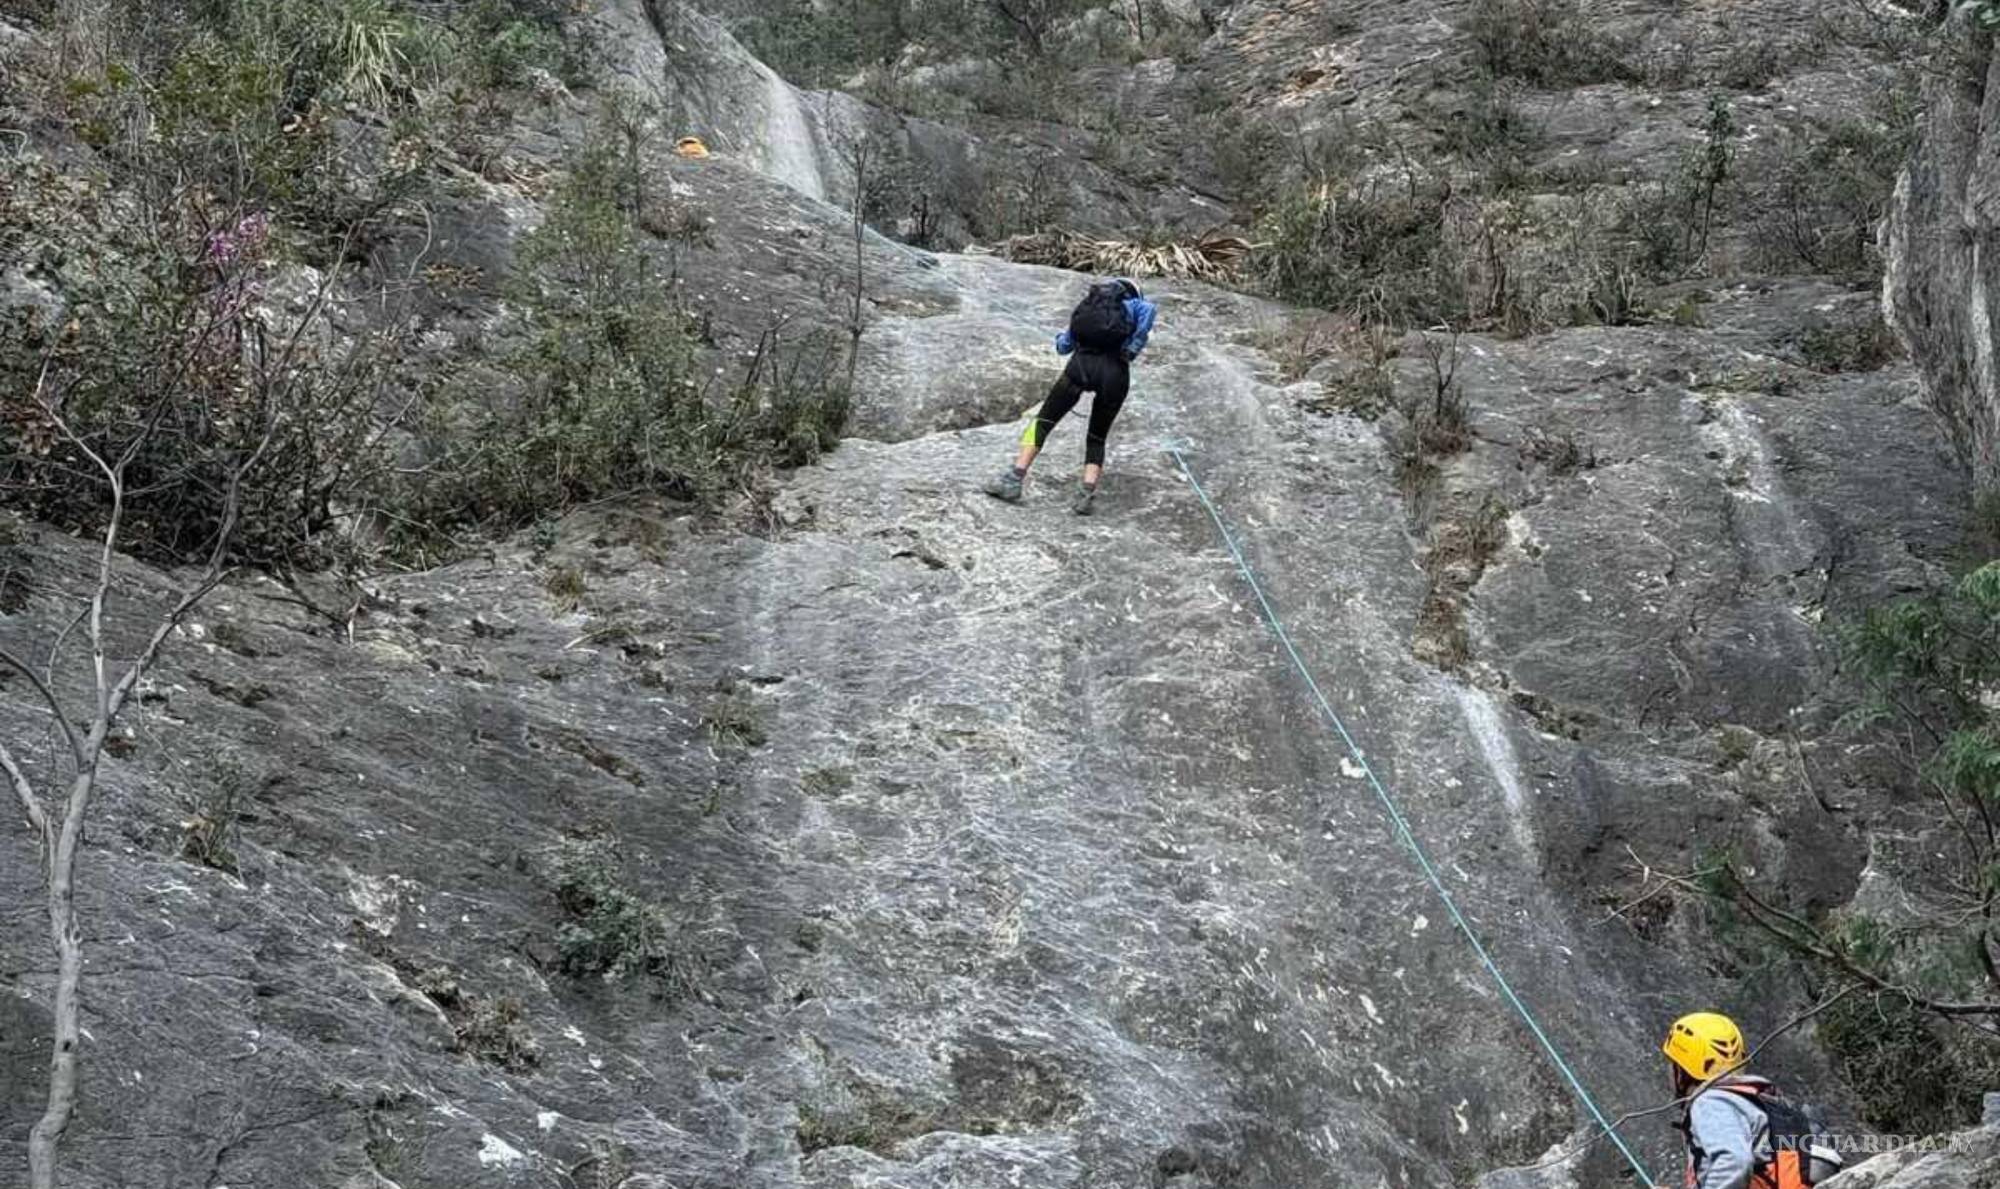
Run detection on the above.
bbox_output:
[1166,444,1659,1188]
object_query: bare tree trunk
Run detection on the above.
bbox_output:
[846,134,868,395]
[27,766,95,1189]
[5,362,267,1186]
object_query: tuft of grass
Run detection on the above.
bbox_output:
[794,1096,941,1157]
[1713,724,1759,772]
[704,685,769,751]
[180,758,261,874]
[801,766,854,799]
[1797,317,1902,374]
[415,966,540,1070]
[1303,366,1396,421]
[543,565,587,611]
[1518,425,1596,475]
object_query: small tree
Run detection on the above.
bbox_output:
[1678,94,1736,271]
[835,117,873,394]
[986,0,1084,55]
[3,381,273,1189]
[4,17,423,1177]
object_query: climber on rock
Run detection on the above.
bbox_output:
[983,277,1157,515]
[1666,1011,1842,1189]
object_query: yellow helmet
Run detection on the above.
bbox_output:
[1663,1012,1746,1080]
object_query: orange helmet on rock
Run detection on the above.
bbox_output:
[1663,1012,1746,1080]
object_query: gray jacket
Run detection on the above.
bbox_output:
[1685,1076,1774,1189]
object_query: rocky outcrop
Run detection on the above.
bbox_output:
[1820,1121,2000,1188]
[1882,13,2000,492]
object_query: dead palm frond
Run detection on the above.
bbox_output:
[997,228,1262,282]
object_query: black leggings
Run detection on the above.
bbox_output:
[1023,351,1130,467]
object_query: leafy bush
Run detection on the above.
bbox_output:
[1817,991,2000,1135]
[547,839,702,997]
[1454,189,1647,333]
[1744,101,1913,278]
[733,0,903,89]
[1625,94,1737,278]
[1796,316,1902,373]
[414,134,851,528]
[1255,174,1463,327]
[457,0,581,87]
[1462,0,1637,87]
[1431,77,1544,186]
[0,154,410,567]
[738,325,853,468]
[1255,167,1658,334]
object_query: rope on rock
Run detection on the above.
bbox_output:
[1166,443,1659,1188]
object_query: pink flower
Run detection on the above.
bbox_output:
[203,212,271,267]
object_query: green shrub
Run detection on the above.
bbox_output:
[547,839,701,996]
[459,0,579,87]
[734,0,868,88]
[412,130,849,529]
[1462,0,1637,86]
[0,154,410,566]
[1688,563,2000,1121]
[1625,94,1737,278]
[1255,173,1463,327]
[738,325,853,468]
[1797,316,1902,373]
[1254,170,1660,334]
[1744,102,1913,278]
[1431,77,1543,186]
[1712,39,1786,91]
[1455,189,1648,333]
[1817,992,2000,1135]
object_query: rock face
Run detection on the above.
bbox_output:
[0,142,1967,1187]
[0,5,1983,1189]
[596,0,1223,249]
[1820,1123,2000,1188]
[1883,14,2000,493]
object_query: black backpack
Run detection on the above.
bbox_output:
[1069,282,1133,354]
[1705,1084,1845,1188]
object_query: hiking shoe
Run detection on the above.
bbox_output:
[983,468,1024,503]
[1071,484,1098,516]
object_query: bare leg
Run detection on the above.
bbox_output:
[1015,443,1043,473]
[1081,462,1102,486]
